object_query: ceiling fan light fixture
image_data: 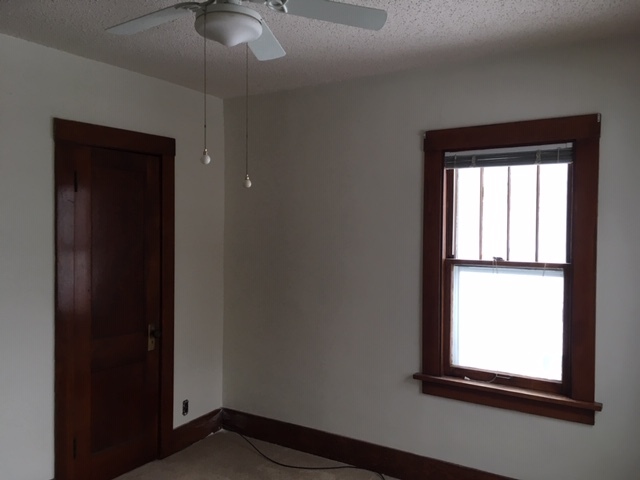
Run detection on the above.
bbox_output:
[195,5,263,48]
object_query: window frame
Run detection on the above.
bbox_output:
[413,114,603,424]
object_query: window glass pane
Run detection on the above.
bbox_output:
[452,265,564,381]
[538,164,568,263]
[509,165,537,262]
[455,168,480,260]
[481,167,508,260]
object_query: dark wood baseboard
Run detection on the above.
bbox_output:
[163,408,223,457]
[221,409,515,480]
[158,407,515,479]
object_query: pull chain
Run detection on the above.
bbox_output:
[243,43,252,188]
[200,8,211,165]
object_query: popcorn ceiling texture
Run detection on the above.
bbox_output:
[1,0,639,98]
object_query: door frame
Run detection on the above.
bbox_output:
[54,118,176,480]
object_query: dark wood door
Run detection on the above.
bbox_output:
[57,142,162,480]
[55,119,176,480]
[85,147,161,479]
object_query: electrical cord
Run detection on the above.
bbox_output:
[233,432,386,480]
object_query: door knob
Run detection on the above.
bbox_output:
[148,324,161,351]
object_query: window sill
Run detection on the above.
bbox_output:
[413,373,602,425]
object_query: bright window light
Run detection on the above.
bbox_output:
[452,265,564,381]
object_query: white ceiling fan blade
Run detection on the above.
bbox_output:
[107,2,201,35]
[284,0,387,31]
[249,21,286,61]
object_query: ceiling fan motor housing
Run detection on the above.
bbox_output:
[106,0,386,61]
[195,4,264,47]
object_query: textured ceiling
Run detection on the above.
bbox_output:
[1,0,639,98]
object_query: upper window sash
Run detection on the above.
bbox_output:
[444,143,573,169]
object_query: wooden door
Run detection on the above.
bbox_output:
[55,120,176,480]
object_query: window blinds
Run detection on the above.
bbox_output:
[444,143,573,169]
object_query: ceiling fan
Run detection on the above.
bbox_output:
[107,0,388,61]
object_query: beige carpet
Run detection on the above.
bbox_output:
[115,431,393,480]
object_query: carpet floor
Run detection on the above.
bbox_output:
[115,430,395,480]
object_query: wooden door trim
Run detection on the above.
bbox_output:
[54,119,175,156]
[54,118,176,479]
[158,151,175,458]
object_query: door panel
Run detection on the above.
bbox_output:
[91,364,146,452]
[90,150,146,340]
[78,147,160,480]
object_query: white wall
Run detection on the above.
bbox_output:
[223,38,640,480]
[0,34,225,480]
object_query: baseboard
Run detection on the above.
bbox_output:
[161,407,515,479]
[164,408,223,457]
[221,409,514,480]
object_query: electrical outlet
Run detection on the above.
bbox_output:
[182,399,189,416]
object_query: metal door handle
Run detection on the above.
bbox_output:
[148,324,161,351]
[150,325,161,339]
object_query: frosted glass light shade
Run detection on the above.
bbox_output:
[195,7,263,47]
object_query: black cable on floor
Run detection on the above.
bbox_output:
[232,432,386,480]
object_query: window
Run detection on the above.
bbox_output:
[414,115,603,424]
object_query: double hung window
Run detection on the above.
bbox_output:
[414,115,603,424]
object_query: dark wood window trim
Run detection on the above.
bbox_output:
[414,114,603,424]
